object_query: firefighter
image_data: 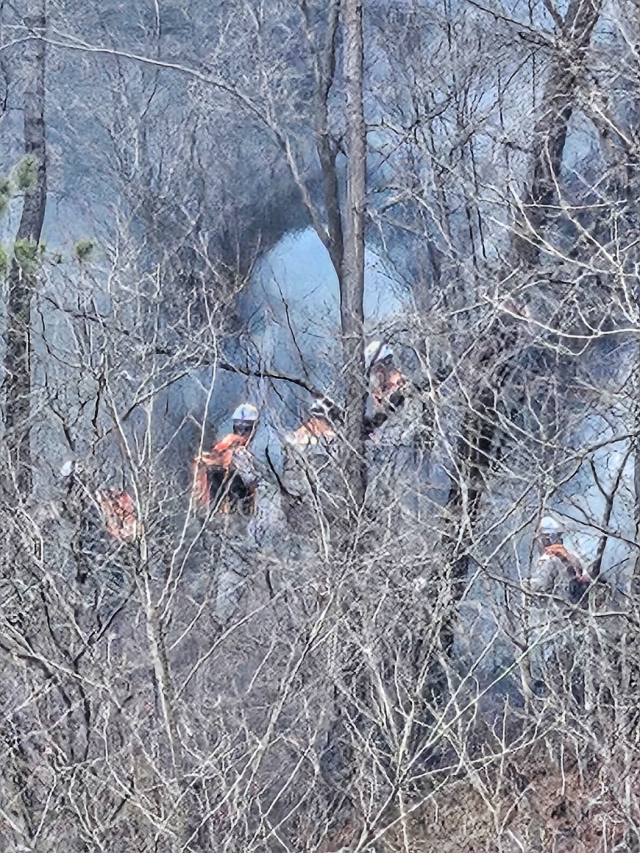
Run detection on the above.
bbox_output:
[285,398,338,447]
[526,515,593,703]
[364,341,408,439]
[530,516,592,603]
[281,397,344,538]
[57,463,138,600]
[363,338,428,499]
[192,403,259,515]
[61,461,139,545]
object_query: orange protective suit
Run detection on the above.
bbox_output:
[192,432,255,511]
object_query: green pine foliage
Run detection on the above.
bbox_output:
[14,238,40,273]
[15,155,38,192]
[75,238,95,261]
[0,176,12,215]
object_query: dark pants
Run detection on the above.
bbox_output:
[207,468,255,515]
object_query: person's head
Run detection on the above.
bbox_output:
[231,403,259,437]
[365,341,393,371]
[537,515,564,548]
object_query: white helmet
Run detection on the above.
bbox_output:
[365,341,393,370]
[232,403,259,423]
[538,515,564,536]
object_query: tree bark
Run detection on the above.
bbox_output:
[340,0,367,509]
[3,0,47,497]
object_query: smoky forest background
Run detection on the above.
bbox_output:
[0,0,640,850]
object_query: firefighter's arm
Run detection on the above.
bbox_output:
[558,548,591,586]
[202,433,247,468]
[573,556,591,584]
[388,370,408,410]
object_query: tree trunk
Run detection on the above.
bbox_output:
[436,311,519,680]
[340,0,367,509]
[513,0,602,267]
[3,0,47,498]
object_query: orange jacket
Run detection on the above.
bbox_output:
[287,417,336,446]
[95,489,139,542]
[192,433,252,507]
